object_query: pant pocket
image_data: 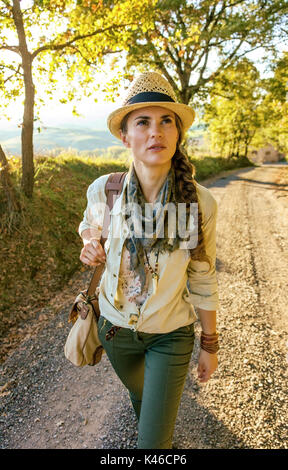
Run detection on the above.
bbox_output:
[97,315,112,339]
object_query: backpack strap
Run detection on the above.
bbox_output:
[101,171,127,241]
[87,171,127,297]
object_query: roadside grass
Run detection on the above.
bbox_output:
[0,152,254,360]
[0,155,129,350]
[190,154,255,180]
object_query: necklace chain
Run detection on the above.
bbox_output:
[128,248,160,325]
[143,248,160,278]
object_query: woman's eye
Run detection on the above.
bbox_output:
[136,118,173,126]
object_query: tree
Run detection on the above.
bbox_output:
[0,0,154,197]
[122,0,288,105]
[252,52,288,155]
[203,59,263,158]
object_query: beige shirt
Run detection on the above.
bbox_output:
[78,172,220,333]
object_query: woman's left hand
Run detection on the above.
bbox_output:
[197,349,218,383]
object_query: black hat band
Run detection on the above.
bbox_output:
[126,91,175,105]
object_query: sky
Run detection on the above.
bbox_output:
[0,94,123,131]
[0,56,126,131]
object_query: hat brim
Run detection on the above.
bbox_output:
[107,102,195,141]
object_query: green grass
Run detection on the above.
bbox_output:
[0,155,129,328]
[191,154,255,181]
[0,152,254,340]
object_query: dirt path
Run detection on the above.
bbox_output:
[1,163,287,449]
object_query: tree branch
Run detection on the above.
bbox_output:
[152,21,185,83]
[68,44,122,68]
[1,0,11,6]
[31,23,135,60]
[197,47,210,85]
[189,37,246,96]
[0,44,20,54]
[0,10,12,19]
[143,33,179,97]
[210,90,234,101]
[1,62,23,83]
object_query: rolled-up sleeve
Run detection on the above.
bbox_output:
[186,194,220,311]
[78,175,108,239]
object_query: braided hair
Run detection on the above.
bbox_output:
[173,115,211,267]
[120,111,211,268]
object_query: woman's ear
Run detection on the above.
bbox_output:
[120,130,130,148]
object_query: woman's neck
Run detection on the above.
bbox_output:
[133,160,171,203]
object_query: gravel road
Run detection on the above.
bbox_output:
[1,163,287,449]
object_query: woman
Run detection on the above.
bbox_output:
[78,72,220,449]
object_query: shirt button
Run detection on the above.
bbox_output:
[118,251,121,256]
[113,274,117,277]
[120,305,123,309]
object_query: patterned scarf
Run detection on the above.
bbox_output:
[123,162,188,291]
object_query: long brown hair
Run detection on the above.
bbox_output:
[120,111,211,268]
[173,115,211,267]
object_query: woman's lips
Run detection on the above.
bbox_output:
[148,146,166,151]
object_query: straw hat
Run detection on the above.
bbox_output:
[107,72,195,141]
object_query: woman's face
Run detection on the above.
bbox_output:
[120,106,179,168]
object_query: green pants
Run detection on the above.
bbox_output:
[97,315,195,449]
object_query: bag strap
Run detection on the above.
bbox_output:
[86,171,127,297]
[101,171,127,241]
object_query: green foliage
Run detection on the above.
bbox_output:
[252,52,288,154]
[202,52,288,158]
[203,59,264,158]
[191,154,254,181]
[123,0,288,105]
[0,0,155,115]
[2,0,286,114]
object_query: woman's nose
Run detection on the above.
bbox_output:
[150,122,163,137]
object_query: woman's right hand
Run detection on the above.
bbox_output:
[80,238,106,266]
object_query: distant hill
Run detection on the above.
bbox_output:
[0,123,207,156]
[0,126,120,155]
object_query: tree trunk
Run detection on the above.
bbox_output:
[21,54,35,198]
[12,0,35,198]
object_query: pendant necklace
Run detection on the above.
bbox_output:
[128,248,160,326]
[143,247,160,294]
